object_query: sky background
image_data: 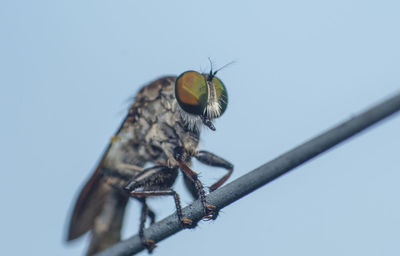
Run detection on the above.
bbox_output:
[1,0,400,255]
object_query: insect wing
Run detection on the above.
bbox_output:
[66,116,132,242]
[67,165,111,240]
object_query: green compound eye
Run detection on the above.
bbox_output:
[175,71,208,115]
[212,76,228,116]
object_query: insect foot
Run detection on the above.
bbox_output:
[202,204,219,221]
[181,217,196,229]
[143,239,156,254]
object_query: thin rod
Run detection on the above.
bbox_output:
[95,92,400,256]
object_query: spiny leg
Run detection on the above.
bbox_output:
[139,199,156,253]
[130,190,194,228]
[174,147,217,220]
[103,165,181,252]
[183,174,199,200]
[147,206,156,225]
[101,167,157,223]
[124,165,170,191]
[194,150,234,192]
[123,165,186,226]
[122,164,195,250]
[138,198,156,225]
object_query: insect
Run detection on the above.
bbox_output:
[66,67,234,255]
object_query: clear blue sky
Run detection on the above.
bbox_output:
[1,1,400,255]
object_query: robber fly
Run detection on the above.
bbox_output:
[66,67,233,255]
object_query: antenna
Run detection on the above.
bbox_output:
[207,58,235,81]
[207,57,214,81]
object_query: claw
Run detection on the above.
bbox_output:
[143,239,156,253]
[181,217,194,228]
[206,204,217,211]
[202,204,218,221]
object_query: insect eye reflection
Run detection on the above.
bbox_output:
[175,71,228,117]
[175,71,208,115]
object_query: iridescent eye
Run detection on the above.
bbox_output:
[175,71,208,115]
[212,76,228,116]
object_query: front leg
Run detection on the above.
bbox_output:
[194,150,234,191]
[174,147,218,220]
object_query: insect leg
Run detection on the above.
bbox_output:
[194,150,234,191]
[174,147,218,220]
[129,189,193,228]
[124,165,168,191]
[138,199,156,253]
[147,205,156,225]
[101,167,158,226]
[136,198,157,226]
[121,164,191,252]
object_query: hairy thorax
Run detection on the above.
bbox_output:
[103,76,200,174]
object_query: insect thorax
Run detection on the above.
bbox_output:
[103,76,200,173]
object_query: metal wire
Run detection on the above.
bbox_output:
[95,91,400,256]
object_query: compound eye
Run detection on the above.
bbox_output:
[212,76,228,116]
[175,71,208,115]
